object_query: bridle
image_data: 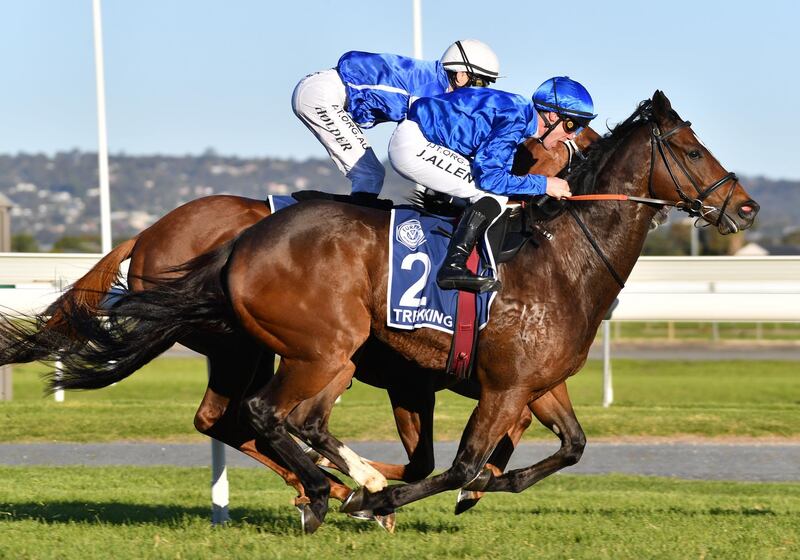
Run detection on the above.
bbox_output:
[564,99,743,289]
[647,114,739,231]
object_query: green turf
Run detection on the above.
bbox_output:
[1,357,798,442]
[614,321,800,341]
[0,467,797,559]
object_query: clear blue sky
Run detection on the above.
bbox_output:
[1,0,798,180]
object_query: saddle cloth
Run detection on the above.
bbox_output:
[266,195,499,335]
[388,207,497,333]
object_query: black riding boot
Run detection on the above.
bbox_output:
[437,197,502,293]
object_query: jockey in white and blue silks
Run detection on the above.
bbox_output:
[388,76,597,293]
[291,40,500,202]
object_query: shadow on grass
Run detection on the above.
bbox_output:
[1,500,465,534]
[0,501,301,532]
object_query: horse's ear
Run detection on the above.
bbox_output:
[652,90,673,118]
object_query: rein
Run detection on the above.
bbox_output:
[561,99,740,289]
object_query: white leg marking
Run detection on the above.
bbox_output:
[337,445,388,492]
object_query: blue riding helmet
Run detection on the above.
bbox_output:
[532,76,597,122]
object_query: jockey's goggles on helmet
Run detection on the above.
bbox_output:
[561,115,591,134]
[469,74,495,87]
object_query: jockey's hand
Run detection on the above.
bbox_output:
[545,177,572,199]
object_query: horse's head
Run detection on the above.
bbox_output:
[647,91,759,234]
[512,127,601,177]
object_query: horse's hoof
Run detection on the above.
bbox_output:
[346,509,374,521]
[454,489,481,515]
[297,504,323,535]
[463,467,493,492]
[340,487,368,515]
[373,510,396,534]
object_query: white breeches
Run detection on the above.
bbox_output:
[388,119,508,206]
[291,69,385,195]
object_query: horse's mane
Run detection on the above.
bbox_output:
[566,99,654,197]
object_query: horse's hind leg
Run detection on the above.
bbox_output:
[371,381,436,482]
[287,364,388,493]
[195,346,353,506]
[243,355,371,532]
[341,339,436,483]
[478,382,586,494]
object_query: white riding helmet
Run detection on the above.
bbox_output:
[440,39,500,81]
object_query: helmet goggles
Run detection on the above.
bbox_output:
[469,74,496,87]
[561,115,592,134]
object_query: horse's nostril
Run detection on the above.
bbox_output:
[738,203,758,220]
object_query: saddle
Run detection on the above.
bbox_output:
[289,189,566,260]
[291,189,393,211]
[407,188,566,263]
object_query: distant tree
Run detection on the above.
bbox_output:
[52,235,101,253]
[642,223,691,255]
[699,228,737,256]
[782,229,800,246]
[11,233,39,252]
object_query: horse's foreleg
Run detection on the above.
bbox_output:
[455,402,533,513]
[479,382,586,494]
[341,386,530,514]
[358,380,436,482]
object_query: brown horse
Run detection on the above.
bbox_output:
[42,92,759,531]
[0,131,597,520]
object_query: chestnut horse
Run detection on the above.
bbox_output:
[0,130,597,522]
[40,92,759,531]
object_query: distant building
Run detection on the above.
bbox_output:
[735,242,769,256]
[735,242,800,256]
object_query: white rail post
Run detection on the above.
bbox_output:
[602,320,613,408]
[54,360,65,403]
[208,358,229,525]
[211,438,229,525]
[0,195,12,400]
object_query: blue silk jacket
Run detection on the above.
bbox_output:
[337,51,450,128]
[408,88,546,196]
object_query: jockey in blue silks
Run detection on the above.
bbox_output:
[388,76,597,293]
[291,40,500,203]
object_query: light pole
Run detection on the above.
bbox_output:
[412,0,422,58]
[92,0,112,254]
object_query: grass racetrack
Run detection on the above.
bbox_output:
[2,356,799,442]
[1,467,798,559]
[1,355,798,557]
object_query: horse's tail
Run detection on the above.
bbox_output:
[0,238,138,366]
[47,237,139,333]
[45,240,237,393]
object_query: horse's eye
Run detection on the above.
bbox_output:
[688,150,702,160]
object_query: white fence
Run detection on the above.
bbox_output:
[613,256,800,322]
[3,253,800,320]
[0,252,112,315]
